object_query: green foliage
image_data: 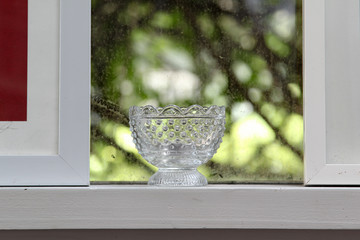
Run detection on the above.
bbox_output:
[91,0,303,183]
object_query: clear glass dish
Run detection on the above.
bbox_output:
[129,105,226,186]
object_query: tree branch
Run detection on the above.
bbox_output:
[91,96,129,125]
[91,125,155,174]
[182,6,303,160]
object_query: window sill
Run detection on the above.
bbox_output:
[1,184,359,229]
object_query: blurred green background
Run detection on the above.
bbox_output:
[90,0,303,183]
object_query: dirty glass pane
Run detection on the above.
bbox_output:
[91,0,303,183]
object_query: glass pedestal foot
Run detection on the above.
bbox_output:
[148,168,207,187]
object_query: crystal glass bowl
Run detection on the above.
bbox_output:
[129,105,225,186]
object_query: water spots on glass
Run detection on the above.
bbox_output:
[91,0,303,183]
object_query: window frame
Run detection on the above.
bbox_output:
[0,185,360,229]
[0,0,90,186]
[304,0,360,185]
[1,0,360,230]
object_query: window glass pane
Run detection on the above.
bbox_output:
[91,0,303,183]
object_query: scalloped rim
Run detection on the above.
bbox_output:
[129,104,225,118]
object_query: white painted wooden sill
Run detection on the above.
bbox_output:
[1,184,360,230]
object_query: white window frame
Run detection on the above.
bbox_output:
[304,0,360,185]
[1,0,360,230]
[0,185,359,229]
[0,0,90,186]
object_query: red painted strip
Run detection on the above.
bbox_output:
[0,0,27,121]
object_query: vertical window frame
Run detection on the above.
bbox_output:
[304,0,360,185]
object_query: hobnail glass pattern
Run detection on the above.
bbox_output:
[129,105,226,186]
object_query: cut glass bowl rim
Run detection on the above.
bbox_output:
[129,104,226,118]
